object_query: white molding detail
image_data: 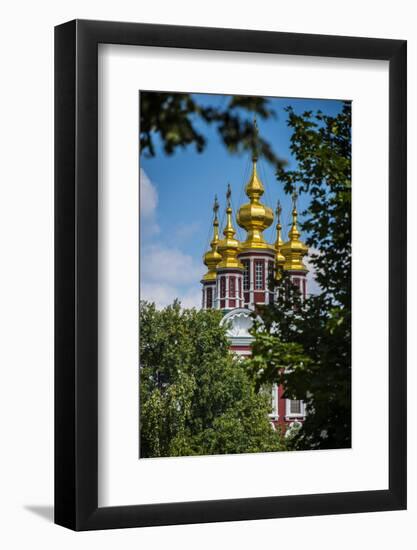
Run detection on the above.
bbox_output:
[220,308,255,346]
[268,383,279,419]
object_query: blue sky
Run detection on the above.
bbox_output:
[140,93,345,308]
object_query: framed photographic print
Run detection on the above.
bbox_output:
[55,20,407,530]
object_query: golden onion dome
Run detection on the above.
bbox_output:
[274,200,286,281]
[236,158,274,250]
[281,190,308,272]
[202,196,222,281]
[217,184,243,270]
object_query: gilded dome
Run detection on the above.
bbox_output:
[281,191,308,272]
[217,185,243,270]
[202,196,222,281]
[236,160,274,250]
[274,200,286,281]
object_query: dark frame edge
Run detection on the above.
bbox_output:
[388,40,407,511]
[77,489,404,531]
[54,19,77,530]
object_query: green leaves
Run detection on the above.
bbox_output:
[276,103,351,307]
[247,103,352,450]
[139,301,286,457]
[140,92,286,169]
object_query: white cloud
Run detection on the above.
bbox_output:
[140,242,323,309]
[140,282,177,308]
[174,221,202,241]
[140,168,160,236]
[140,168,204,308]
[141,282,202,309]
[139,170,204,309]
[305,248,322,296]
[140,246,323,309]
[141,244,204,285]
[180,288,203,309]
[140,243,204,309]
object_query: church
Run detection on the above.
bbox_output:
[200,144,309,433]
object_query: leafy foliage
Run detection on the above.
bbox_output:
[140,92,286,168]
[247,103,352,450]
[277,103,352,307]
[140,301,286,457]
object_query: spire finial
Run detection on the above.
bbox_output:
[226,183,232,209]
[292,187,298,210]
[201,197,222,281]
[290,187,299,230]
[276,199,282,222]
[280,186,308,273]
[213,194,219,220]
[223,184,235,239]
[236,118,274,250]
[253,115,259,162]
[217,184,243,270]
[274,199,286,280]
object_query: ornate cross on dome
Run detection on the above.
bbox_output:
[213,194,219,217]
[226,183,232,208]
[292,188,298,210]
[253,115,259,161]
[276,199,282,221]
[254,115,259,136]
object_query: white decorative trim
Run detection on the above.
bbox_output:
[220,308,255,347]
[249,258,254,308]
[268,383,279,420]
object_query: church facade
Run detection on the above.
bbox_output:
[201,150,309,433]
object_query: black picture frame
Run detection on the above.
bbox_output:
[55,19,407,531]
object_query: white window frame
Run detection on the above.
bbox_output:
[285,398,306,418]
[268,383,279,420]
[255,260,264,290]
[242,260,250,291]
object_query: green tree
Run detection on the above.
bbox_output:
[140,301,286,457]
[140,92,286,168]
[247,103,352,450]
